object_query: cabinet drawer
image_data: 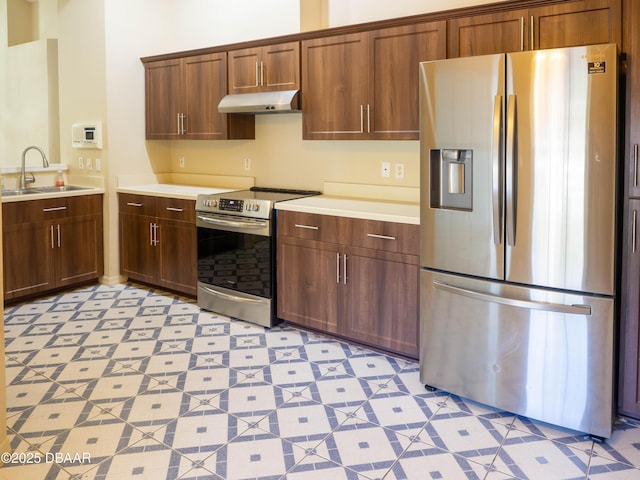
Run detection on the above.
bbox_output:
[119,193,157,216]
[344,218,419,255]
[39,197,73,220]
[62,195,103,217]
[277,211,341,243]
[157,197,195,223]
[2,196,102,224]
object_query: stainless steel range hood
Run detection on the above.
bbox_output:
[217,89,300,114]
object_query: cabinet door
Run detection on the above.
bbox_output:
[119,213,157,285]
[369,22,446,140]
[144,58,183,139]
[302,33,369,139]
[157,219,197,296]
[343,248,419,358]
[228,47,262,93]
[56,215,103,287]
[262,42,300,91]
[3,222,54,300]
[448,9,529,58]
[626,0,640,198]
[531,0,621,50]
[277,237,339,333]
[620,199,640,418]
[229,43,300,94]
[183,53,230,139]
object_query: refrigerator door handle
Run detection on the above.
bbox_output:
[492,95,504,245]
[506,94,518,246]
[433,280,592,316]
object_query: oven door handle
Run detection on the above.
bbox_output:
[197,215,268,229]
[199,284,269,304]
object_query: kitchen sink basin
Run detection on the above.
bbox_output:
[32,185,92,193]
[2,185,92,197]
[2,188,43,196]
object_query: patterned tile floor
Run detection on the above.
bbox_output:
[2,283,640,480]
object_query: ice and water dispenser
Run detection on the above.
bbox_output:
[429,149,473,211]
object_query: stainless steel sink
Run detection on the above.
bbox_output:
[32,185,92,193]
[2,185,92,197]
[2,188,43,196]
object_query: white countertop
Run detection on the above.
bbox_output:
[116,184,238,200]
[276,195,420,225]
[1,186,104,203]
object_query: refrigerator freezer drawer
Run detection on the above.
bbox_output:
[419,269,614,438]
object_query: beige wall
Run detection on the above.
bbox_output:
[0,0,60,169]
[327,0,507,26]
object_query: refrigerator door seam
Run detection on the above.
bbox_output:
[432,280,592,315]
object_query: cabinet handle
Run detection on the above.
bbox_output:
[176,113,185,135]
[336,253,341,284]
[42,206,67,212]
[634,144,639,187]
[633,209,638,254]
[366,104,371,133]
[343,254,348,285]
[57,224,61,248]
[530,16,535,50]
[149,223,155,246]
[294,224,319,230]
[255,62,260,87]
[260,61,265,86]
[166,207,184,212]
[50,225,55,249]
[127,202,143,207]
[520,17,524,51]
[367,233,396,241]
[359,105,364,134]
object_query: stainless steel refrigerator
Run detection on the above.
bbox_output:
[419,44,618,439]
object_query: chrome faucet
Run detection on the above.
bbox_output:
[20,146,50,189]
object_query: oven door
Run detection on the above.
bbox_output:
[196,212,275,326]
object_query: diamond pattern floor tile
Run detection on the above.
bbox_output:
[2,282,639,479]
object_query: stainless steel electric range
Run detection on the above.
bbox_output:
[195,187,320,327]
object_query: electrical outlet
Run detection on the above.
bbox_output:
[395,163,404,179]
[86,158,92,170]
[244,157,251,171]
[179,155,185,168]
[381,162,391,178]
[78,157,84,169]
[95,158,101,171]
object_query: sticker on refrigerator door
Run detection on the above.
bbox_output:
[588,62,606,74]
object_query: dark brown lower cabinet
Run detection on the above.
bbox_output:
[620,199,640,419]
[277,211,419,359]
[3,195,104,302]
[344,246,419,358]
[119,193,197,297]
[277,237,340,334]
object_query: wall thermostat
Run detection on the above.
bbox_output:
[72,122,102,149]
